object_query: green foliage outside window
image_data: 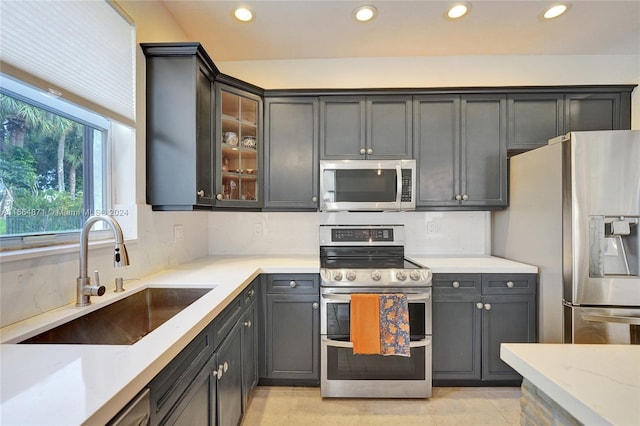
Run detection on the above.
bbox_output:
[0,93,88,236]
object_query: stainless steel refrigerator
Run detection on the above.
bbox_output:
[492,130,640,344]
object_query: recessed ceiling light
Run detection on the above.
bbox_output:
[543,4,568,19]
[353,5,378,22]
[234,7,254,22]
[448,3,470,19]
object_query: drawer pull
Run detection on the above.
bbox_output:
[452,281,460,288]
[506,281,514,288]
[289,280,297,288]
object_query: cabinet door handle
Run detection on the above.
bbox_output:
[506,281,514,288]
[462,194,469,201]
[223,361,229,373]
[476,302,484,310]
[197,189,205,197]
[289,280,297,288]
[484,303,492,311]
[452,281,460,288]
[455,194,462,201]
[244,320,252,328]
[312,196,318,203]
[312,302,319,310]
[367,148,373,155]
[360,148,366,155]
[216,193,223,200]
[217,365,224,379]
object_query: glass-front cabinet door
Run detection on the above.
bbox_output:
[215,83,262,207]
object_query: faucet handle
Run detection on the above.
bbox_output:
[94,270,101,286]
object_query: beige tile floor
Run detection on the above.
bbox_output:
[242,386,522,425]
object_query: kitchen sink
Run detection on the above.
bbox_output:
[19,287,213,345]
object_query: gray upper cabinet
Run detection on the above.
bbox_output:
[414,94,507,208]
[320,96,412,159]
[142,43,217,211]
[507,94,564,152]
[215,83,263,208]
[564,92,622,132]
[264,97,319,210]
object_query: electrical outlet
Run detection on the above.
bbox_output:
[174,224,184,241]
[427,222,436,235]
[254,223,263,236]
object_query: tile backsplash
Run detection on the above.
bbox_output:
[208,211,490,256]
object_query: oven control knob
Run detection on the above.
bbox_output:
[346,270,357,281]
[333,271,343,281]
[410,270,422,281]
[371,270,381,281]
[396,271,407,281]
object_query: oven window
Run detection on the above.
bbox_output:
[334,169,397,202]
[326,346,426,380]
[326,302,426,340]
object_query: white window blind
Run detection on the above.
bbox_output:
[0,0,135,126]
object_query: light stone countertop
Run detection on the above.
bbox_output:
[501,343,640,426]
[0,255,535,425]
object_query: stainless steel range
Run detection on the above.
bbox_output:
[319,224,432,398]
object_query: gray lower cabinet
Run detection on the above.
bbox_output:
[320,96,412,160]
[262,274,320,384]
[433,273,537,384]
[216,323,242,426]
[148,280,258,425]
[240,299,258,411]
[414,95,507,208]
[263,97,319,209]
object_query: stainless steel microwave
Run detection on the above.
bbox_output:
[319,159,416,211]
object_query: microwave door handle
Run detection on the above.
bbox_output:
[395,165,403,204]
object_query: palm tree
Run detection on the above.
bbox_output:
[65,127,83,199]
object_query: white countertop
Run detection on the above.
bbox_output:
[501,343,640,426]
[0,255,535,425]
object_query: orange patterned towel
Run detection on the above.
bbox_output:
[350,294,381,354]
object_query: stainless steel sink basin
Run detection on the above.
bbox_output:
[20,287,213,345]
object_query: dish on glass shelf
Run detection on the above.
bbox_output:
[242,136,256,149]
[223,131,238,146]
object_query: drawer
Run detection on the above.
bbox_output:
[242,280,258,306]
[211,297,243,350]
[432,274,482,295]
[482,274,537,295]
[266,274,319,294]
[149,325,213,422]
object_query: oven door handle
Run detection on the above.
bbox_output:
[321,293,430,302]
[581,313,640,325]
[395,164,403,204]
[322,336,431,348]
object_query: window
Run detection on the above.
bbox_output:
[0,0,135,251]
[0,76,112,249]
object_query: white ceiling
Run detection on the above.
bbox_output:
[160,0,640,62]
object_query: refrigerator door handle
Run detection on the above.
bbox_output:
[581,313,640,325]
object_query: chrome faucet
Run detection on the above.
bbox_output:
[77,215,130,307]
